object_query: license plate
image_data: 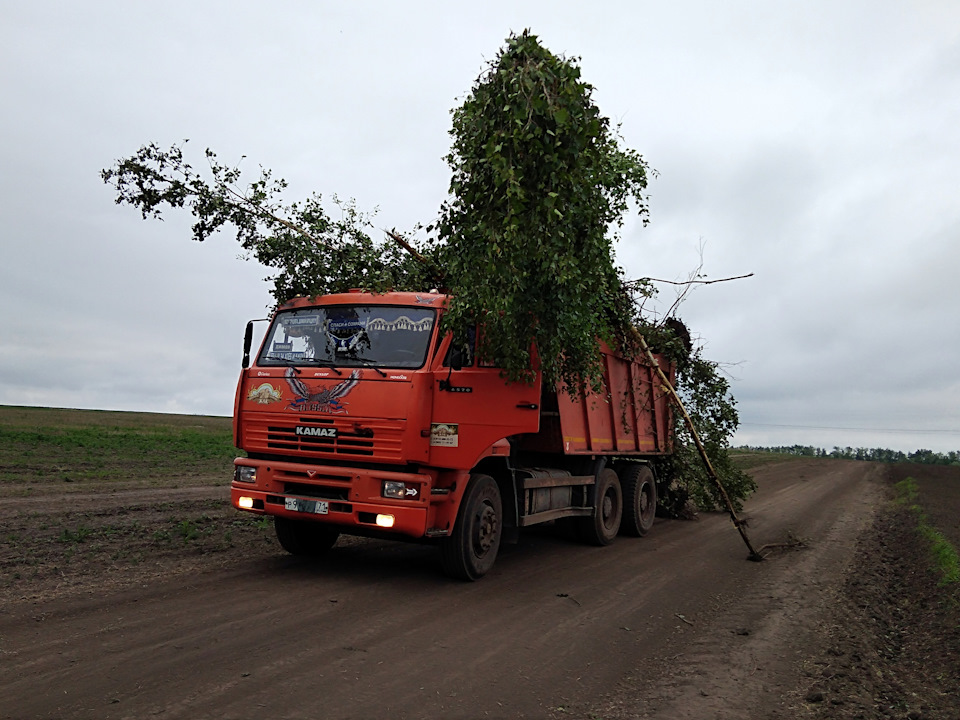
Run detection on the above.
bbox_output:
[284,497,329,515]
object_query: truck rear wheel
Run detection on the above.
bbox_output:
[440,474,502,581]
[619,464,657,537]
[274,517,340,556]
[578,468,622,545]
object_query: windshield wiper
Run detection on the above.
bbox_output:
[261,355,343,376]
[349,358,388,377]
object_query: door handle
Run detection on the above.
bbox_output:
[516,403,539,410]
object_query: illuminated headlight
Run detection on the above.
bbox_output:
[376,514,395,528]
[382,480,419,499]
[238,496,255,509]
[235,465,257,483]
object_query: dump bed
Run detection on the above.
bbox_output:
[520,344,674,456]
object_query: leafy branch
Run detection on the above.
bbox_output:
[101,142,440,303]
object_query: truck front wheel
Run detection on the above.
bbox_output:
[440,474,502,581]
[578,468,622,545]
[274,517,340,556]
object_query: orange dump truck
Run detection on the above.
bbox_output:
[231,291,674,579]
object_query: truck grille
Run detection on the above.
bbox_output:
[243,415,405,461]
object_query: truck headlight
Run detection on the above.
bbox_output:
[235,465,257,483]
[382,480,419,499]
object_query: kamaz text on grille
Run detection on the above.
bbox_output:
[295,426,338,438]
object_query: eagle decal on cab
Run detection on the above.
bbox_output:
[284,367,361,414]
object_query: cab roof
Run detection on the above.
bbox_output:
[278,291,448,311]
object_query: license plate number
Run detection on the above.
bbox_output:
[284,497,329,515]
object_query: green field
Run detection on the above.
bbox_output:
[0,406,804,490]
[0,405,237,492]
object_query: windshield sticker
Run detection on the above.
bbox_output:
[285,367,361,414]
[286,315,320,327]
[247,382,283,404]
[271,351,305,361]
[325,317,368,353]
[326,332,364,353]
[272,342,293,352]
[328,318,367,335]
[430,423,459,448]
[367,316,434,333]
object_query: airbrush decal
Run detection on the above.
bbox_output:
[247,383,283,404]
[285,367,361,413]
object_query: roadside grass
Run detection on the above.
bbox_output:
[895,477,960,588]
[0,405,236,488]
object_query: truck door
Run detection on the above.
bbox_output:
[429,334,541,469]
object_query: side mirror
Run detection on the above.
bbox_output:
[242,321,254,368]
[448,346,464,371]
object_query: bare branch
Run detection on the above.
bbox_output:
[630,272,754,287]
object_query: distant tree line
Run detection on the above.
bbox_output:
[738,445,960,466]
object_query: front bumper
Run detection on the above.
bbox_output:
[231,458,435,538]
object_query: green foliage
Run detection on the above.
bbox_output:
[652,338,756,513]
[438,30,649,389]
[101,143,440,304]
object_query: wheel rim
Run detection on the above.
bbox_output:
[639,484,650,516]
[473,502,498,556]
[602,488,618,530]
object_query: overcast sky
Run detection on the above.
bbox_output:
[2,1,958,453]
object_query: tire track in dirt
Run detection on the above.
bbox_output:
[582,461,884,719]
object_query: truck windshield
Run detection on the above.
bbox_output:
[257,306,436,370]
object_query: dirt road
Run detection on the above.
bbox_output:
[1,460,884,719]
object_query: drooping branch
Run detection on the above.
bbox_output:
[101,142,441,302]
